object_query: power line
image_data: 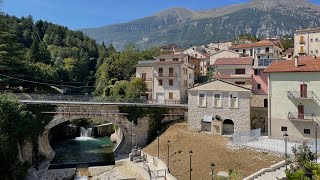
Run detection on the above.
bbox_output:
[6,73,96,84]
[0,73,95,89]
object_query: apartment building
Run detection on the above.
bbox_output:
[177,46,209,76]
[294,28,320,56]
[212,57,253,89]
[265,57,320,140]
[231,40,283,60]
[188,79,251,135]
[135,54,195,104]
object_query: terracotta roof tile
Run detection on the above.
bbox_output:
[214,57,253,65]
[231,40,275,49]
[213,74,252,79]
[264,59,320,73]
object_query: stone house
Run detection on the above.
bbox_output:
[188,80,251,135]
[264,56,320,141]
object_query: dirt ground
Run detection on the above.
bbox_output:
[143,123,282,180]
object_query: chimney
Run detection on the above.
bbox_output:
[295,55,299,67]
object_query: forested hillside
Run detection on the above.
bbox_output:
[0,14,160,94]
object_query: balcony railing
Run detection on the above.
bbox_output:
[299,40,305,44]
[287,91,315,99]
[154,73,178,78]
[288,112,314,121]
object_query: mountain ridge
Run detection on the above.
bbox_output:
[81,0,320,50]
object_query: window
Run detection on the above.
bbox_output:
[184,80,187,86]
[311,39,313,42]
[168,92,173,99]
[304,129,311,135]
[169,79,173,86]
[229,92,238,108]
[158,68,163,76]
[189,73,192,79]
[254,69,260,75]
[195,54,198,58]
[265,47,270,53]
[257,84,261,89]
[158,79,163,86]
[213,92,221,107]
[198,93,206,107]
[235,50,239,52]
[235,69,246,74]
[257,56,261,59]
[160,59,165,62]
[173,58,179,62]
[264,99,268,107]
[281,126,287,131]
[250,49,253,56]
[235,82,245,85]
[141,73,146,81]
[242,49,246,54]
[257,48,261,53]
[169,67,174,77]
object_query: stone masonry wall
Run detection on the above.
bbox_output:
[188,91,251,133]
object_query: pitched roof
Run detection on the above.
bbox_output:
[264,59,320,73]
[295,27,320,33]
[155,53,188,59]
[213,74,252,79]
[189,79,251,92]
[231,40,275,49]
[209,49,240,57]
[285,48,294,55]
[214,57,253,65]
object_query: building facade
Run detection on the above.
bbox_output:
[188,80,251,135]
[294,28,320,56]
[212,57,253,89]
[231,40,283,61]
[265,58,320,140]
[135,54,195,104]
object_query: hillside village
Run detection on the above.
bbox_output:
[4,0,320,179]
[133,27,320,178]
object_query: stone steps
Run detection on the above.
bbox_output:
[254,166,286,180]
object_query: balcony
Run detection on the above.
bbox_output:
[288,112,314,121]
[287,91,315,100]
[130,77,152,82]
[154,73,178,78]
[299,40,305,44]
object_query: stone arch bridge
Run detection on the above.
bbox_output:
[29,102,187,160]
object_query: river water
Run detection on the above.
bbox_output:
[50,127,115,169]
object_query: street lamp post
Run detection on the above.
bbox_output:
[315,121,318,163]
[167,140,170,173]
[189,150,193,180]
[283,133,288,171]
[210,162,215,180]
[157,130,160,159]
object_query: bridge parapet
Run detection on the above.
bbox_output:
[11,93,188,107]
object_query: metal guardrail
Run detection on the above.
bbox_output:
[288,112,314,121]
[287,91,315,99]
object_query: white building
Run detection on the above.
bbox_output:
[294,27,320,56]
[135,54,195,104]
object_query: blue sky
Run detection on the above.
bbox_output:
[2,0,320,30]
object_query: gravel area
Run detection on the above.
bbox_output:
[143,122,282,180]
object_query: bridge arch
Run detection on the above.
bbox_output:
[39,115,130,160]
